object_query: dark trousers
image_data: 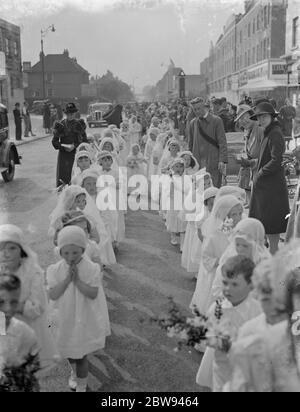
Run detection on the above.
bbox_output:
[15,121,22,140]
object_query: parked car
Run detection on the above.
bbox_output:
[0,104,21,182]
[86,102,112,128]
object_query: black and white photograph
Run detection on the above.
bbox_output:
[0,0,300,394]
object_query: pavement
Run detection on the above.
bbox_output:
[0,136,206,393]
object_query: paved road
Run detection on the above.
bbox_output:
[0,136,205,392]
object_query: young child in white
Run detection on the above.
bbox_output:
[97,151,125,251]
[78,170,116,266]
[159,139,181,174]
[126,144,147,181]
[144,128,160,174]
[182,187,219,274]
[190,195,244,314]
[196,255,262,392]
[211,218,271,302]
[148,132,169,179]
[71,151,93,185]
[47,226,110,392]
[0,224,59,371]
[166,158,188,249]
[0,272,40,392]
[180,151,199,175]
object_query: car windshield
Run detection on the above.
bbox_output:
[90,104,111,112]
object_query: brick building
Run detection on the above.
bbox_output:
[201,0,288,106]
[281,0,300,104]
[24,49,89,104]
[0,18,24,111]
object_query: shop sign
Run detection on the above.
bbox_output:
[272,64,287,75]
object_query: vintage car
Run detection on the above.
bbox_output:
[86,102,113,128]
[0,103,21,182]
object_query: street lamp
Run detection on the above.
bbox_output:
[178,70,186,100]
[40,24,55,100]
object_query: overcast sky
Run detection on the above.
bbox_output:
[1,0,245,92]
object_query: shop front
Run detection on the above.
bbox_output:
[238,60,287,107]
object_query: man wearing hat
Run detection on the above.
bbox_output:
[249,102,289,254]
[235,104,264,206]
[52,103,88,187]
[188,97,228,188]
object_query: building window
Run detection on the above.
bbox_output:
[5,38,9,55]
[48,88,54,98]
[248,23,251,37]
[256,45,260,62]
[34,90,40,98]
[13,41,18,57]
[253,19,256,34]
[240,31,242,43]
[46,73,53,83]
[257,15,260,30]
[264,6,268,28]
[293,17,299,48]
[252,47,255,64]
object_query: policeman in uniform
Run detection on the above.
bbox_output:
[52,103,88,187]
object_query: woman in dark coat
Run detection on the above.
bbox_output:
[249,102,289,254]
[103,104,123,128]
[52,103,88,187]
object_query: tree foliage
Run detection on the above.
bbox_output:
[90,71,134,103]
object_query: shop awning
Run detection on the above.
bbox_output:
[239,79,287,92]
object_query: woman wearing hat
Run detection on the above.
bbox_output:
[52,103,88,187]
[235,105,264,207]
[249,102,289,254]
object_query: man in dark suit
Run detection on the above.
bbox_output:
[13,103,22,141]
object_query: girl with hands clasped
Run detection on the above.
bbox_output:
[47,226,110,392]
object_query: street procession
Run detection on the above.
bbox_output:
[1,0,300,395]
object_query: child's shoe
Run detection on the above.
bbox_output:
[76,378,88,392]
[68,369,77,391]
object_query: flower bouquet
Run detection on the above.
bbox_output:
[151,297,208,351]
[0,353,40,392]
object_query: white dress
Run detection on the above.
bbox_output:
[190,230,230,314]
[0,318,39,369]
[229,320,300,392]
[47,257,110,359]
[15,261,59,369]
[196,296,262,392]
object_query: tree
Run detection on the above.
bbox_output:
[90,71,134,103]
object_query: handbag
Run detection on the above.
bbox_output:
[197,119,219,149]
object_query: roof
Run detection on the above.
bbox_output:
[30,53,89,75]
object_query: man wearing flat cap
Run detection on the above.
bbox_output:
[188,97,228,187]
[52,103,88,187]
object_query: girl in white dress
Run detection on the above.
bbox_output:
[129,116,142,146]
[159,139,181,174]
[97,151,125,251]
[148,132,168,179]
[190,195,244,314]
[77,170,116,266]
[126,144,147,180]
[98,137,120,170]
[0,224,59,371]
[211,218,271,302]
[144,128,160,174]
[182,187,219,274]
[166,158,189,248]
[180,151,200,175]
[47,226,110,392]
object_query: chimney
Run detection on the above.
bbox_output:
[63,49,69,57]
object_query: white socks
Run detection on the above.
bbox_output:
[76,377,88,392]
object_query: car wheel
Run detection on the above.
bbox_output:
[2,149,15,182]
